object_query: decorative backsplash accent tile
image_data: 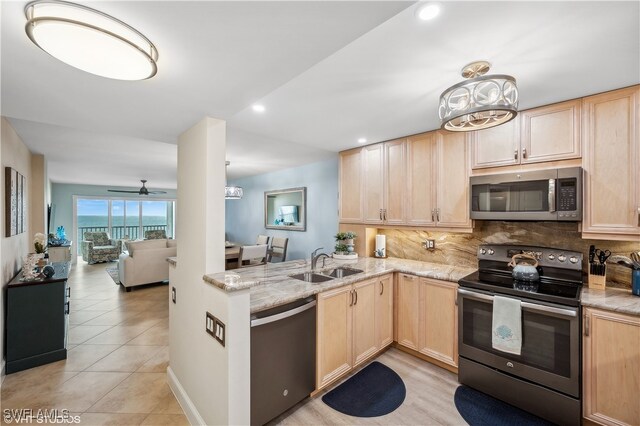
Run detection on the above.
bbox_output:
[380,222,639,288]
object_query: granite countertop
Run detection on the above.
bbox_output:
[581,286,640,316]
[202,257,475,313]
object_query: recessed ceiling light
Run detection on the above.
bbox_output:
[357,138,367,144]
[252,104,266,113]
[24,0,158,80]
[416,3,440,21]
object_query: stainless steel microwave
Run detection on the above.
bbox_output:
[470,167,582,221]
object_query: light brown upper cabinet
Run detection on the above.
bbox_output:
[339,147,363,223]
[520,99,581,163]
[471,99,581,169]
[581,86,640,240]
[405,131,472,229]
[361,140,406,225]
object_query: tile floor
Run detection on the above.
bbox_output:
[1,259,187,426]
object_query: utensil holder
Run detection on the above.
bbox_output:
[588,263,606,290]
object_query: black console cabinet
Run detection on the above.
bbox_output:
[5,262,71,374]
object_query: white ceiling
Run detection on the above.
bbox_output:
[2,1,639,188]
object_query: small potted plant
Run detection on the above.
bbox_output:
[343,231,357,245]
[334,243,349,255]
[33,233,47,267]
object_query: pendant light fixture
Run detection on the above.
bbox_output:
[225,161,243,200]
[24,0,158,80]
[439,61,518,132]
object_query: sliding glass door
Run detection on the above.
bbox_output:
[75,197,176,253]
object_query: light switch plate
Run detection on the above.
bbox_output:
[422,239,435,250]
[171,287,176,304]
[214,318,225,347]
[205,312,215,335]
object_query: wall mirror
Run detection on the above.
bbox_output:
[264,187,306,231]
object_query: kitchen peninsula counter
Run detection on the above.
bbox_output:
[201,257,475,313]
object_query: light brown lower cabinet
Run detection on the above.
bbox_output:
[583,307,640,426]
[316,274,394,390]
[396,274,458,368]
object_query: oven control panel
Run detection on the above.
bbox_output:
[478,244,583,270]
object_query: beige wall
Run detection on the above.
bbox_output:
[1,117,33,374]
[379,221,639,287]
[30,154,47,236]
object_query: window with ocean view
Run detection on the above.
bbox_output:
[76,197,176,254]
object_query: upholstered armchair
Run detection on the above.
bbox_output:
[144,229,167,240]
[82,232,122,264]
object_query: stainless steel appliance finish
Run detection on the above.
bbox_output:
[250,297,316,425]
[458,244,583,426]
[470,167,582,221]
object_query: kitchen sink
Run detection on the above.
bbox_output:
[289,272,334,283]
[325,267,364,278]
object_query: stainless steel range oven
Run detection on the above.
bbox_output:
[458,245,583,426]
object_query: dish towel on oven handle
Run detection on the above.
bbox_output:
[492,295,522,355]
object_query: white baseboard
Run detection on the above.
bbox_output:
[167,366,205,426]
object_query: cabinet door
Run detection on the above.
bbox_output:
[362,144,385,224]
[583,308,640,426]
[436,131,472,228]
[470,118,520,168]
[384,139,406,224]
[396,274,421,350]
[352,279,377,367]
[419,278,458,367]
[582,86,640,238]
[406,133,436,226]
[339,148,363,223]
[521,99,581,163]
[375,274,394,349]
[316,286,353,389]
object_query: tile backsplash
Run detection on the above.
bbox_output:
[380,221,639,288]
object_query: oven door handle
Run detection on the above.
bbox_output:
[457,288,577,318]
[548,179,556,213]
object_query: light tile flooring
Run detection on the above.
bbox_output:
[1,260,187,426]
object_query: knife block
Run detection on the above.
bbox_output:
[588,264,606,290]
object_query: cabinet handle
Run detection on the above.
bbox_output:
[584,314,590,336]
[349,290,354,307]
[522,148,527,159]
[637,207,640,226]
[379,209,383,221]
[66,287,71,298]
[436,208,440,222]
[380,281,384,295]
[65,301,70,315]
[383,209,387,221]
[431,209,435,222]
[514,149,518,160]
[403,274,414,280]
[354,289,358,305]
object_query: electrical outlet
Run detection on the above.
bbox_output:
[422,239,436,250]
[171,287,176,304]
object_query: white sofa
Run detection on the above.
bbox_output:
[118,239,177,291]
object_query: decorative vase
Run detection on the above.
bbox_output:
[347,245,354,253]
[22,254,40,280]
[56,226,66,241]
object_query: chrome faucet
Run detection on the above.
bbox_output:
[311,247,331,271]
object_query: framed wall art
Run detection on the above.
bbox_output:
[5,167,26,237]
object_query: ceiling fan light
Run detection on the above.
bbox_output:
[439,61,518,132]
[24,0,158,80]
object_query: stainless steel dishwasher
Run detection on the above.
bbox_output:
[250,296,316,426]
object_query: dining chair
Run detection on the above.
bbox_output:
[239,244,268,268]
[256,235,271,246]
[268,237,289,263]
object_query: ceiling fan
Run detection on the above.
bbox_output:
[107,180,167,195]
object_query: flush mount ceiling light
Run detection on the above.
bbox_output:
[439,61,518,132]
[252,104,266,113]
[416,3,440,21]
[225,161,243,200]
[24,0,158,80]
[357,138,367,144]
